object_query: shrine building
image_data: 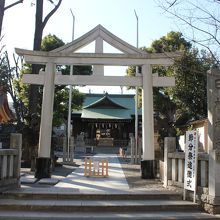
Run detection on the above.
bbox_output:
[72,92,142,147]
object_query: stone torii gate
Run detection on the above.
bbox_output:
[16,25,179,179]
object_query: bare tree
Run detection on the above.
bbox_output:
[33,0,62,51]
[158,0,220,63]
[2,52,27,128]
[0,0,23,38]
[29,0,62,131]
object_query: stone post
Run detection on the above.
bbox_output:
[138,137,142,164]
[10,133,22,188]
[63,137,67,162]
[206,68,220,214]
[130,136,135,164]
[163,137,176,187]
[141,64,155,178]
[69,136,74,163]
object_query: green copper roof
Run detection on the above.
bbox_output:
[73,93,142,119]
[83,93,142,115]
[84,93,127,109]
[81,108,131,119]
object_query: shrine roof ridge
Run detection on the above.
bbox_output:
[83,93,128,110]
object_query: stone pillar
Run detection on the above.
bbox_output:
[69,136,74,163]
[141,64,155,179]
[206,68,220,214]
[35,63,55,179]
[130,136,135,164]
[163,137,176,187]
[138,137,142,164]
[10,133,22,187]
[63,137,67,162]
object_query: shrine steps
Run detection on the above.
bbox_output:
[0,189,218,219]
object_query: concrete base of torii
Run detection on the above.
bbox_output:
[141,160,155,179]
[35,157,51,179]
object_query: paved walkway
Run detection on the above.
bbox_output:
[19,154,178,195]
[54,154,129,193]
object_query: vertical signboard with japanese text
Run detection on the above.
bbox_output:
[184,130,198,202]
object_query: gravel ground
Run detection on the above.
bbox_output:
[118,156,183,194]
[118,157,166,190]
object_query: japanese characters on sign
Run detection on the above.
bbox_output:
[184,130,198,191]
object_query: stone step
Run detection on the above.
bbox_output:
[0,198,199,212]
[0,210,218,220]
[0,190,217,219]
[2,189,183,200]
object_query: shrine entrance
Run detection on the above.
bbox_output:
[16,25,178,179]
[85,120,131,147]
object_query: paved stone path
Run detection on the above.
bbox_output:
[54,154,129,193]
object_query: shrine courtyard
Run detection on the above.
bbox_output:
[20,153,168,193]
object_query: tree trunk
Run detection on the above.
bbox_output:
[28,0,62,171]
[29,0,43,128]
[28,0,44,170]
[0,0,5,38]
[33,0,43,50]
[0,0,24,38]
[29,0,62,130]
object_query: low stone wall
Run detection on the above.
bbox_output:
[0,133,22,192]
[162,137,210,212]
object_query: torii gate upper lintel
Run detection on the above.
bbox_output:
[16,25,179,179]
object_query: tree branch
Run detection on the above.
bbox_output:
[4,51,15,99]
[159,0,220,63]
[190,2,220,25]
[42,0,62,29]
[192,40,218,63]
[165,8,220,47]
[167,0,179,9]
[4,0,23,11]
[160,0,181,12]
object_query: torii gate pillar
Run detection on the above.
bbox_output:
[35,62,55,179]
[141,64,155,178]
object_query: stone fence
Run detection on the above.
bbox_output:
[163,137,209,199]
[0,133,22,192]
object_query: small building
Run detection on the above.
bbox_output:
[0,87,15,148]
[178,119,208,152]
[72,93,142,147]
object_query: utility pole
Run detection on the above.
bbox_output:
[67,9,75,162]
[134,9,139,164]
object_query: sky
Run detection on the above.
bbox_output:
[3,0,178,94]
